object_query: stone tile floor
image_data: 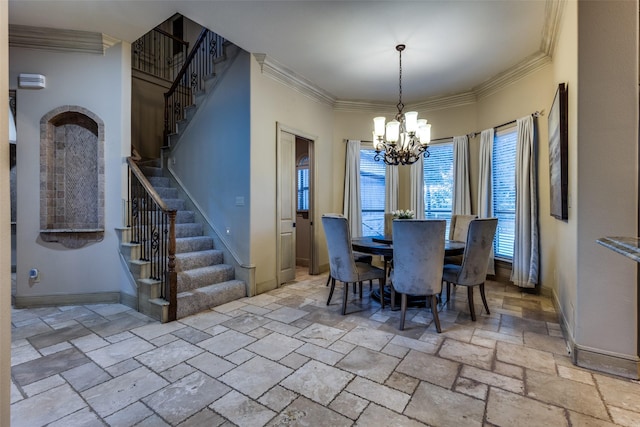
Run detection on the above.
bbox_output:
[10,269,640,426]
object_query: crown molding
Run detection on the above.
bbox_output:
[9,25,120,55]
[253,53,336,106]
[473,51,552,100]
[334,91,477,114]
[540,0,565,58]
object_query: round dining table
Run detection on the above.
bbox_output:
[351,235,465,307]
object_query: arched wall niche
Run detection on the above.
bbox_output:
[39,105,105,249]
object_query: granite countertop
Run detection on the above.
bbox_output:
[597,236,640,263]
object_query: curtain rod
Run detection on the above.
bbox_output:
[466,110,543,139]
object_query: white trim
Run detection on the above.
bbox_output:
[9,24,119,54]
[254,53,336,106]
[474,52,552,100]
[540,0,565,58]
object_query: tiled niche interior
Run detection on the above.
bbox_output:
[39,106,104,248]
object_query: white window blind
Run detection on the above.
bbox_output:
[297,169,309,210]
[296,155,309,211]
[492,127,517,259]
[360,149,385,235]
[423,143,453,235]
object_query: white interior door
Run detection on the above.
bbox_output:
[277,128,296,284]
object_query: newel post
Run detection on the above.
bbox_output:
[167,210,177,321]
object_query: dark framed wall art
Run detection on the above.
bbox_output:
[548,82,568,220]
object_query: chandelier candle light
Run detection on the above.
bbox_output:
[373,44,431,166]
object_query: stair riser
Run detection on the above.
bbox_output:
[147,176,170,188]
[176,237,214,253]
[127,236,213,261]
[128,221,201,239]
[153,187,179,199]
[175,211,195,224]
[129,261,150,280]
[140,166,164,177]
[176,223,203,238]
[115,227,131,245]
[177,265,235,293]
[164,199,185,211]
[121,243,140,261]
[130,210,193,225]
[175,250,224,272]
[138,278,163,300]
[176,280,246,319]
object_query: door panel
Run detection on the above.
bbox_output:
[277,129,296,283]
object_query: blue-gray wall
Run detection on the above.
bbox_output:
[170,50,252,264]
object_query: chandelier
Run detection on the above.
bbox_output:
[373,44,431,166]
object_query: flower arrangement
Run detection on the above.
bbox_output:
[391,209,415,219]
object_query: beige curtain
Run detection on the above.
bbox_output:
[410,157,425,219]
[511,116,539,288]
[452,135,471,215]
[477,129,495,275]
[343,140,362,237]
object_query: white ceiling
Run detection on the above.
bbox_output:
[9,0,550,104]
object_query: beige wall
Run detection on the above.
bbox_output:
[1,2,10,423]
[574,1,638,364]
[552,0,579,345]
[250,56,336,292]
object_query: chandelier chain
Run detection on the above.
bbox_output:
[396,46,404,119]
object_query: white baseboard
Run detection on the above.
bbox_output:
[14,292,132,309]
[551,288,640,379]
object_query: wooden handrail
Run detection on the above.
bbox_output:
[126,157,178,322]
[127,157,171,212]
[153,27,189,47]
[164,27,208,99]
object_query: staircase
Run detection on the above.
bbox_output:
[121,24,246,322]
[119,160,246,321]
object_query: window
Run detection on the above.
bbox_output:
[296,155,309,211]
[360,149,386,235]
[492,127,517,259]
[423,143,454,235]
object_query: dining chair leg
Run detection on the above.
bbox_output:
[359,281,363,299]
[327,278,336,306]
[342,282,349,315]
[467,286,476,321]
[380,276,386,309]
[446,281,451,303]
[325,274,331,286]
[399,293,407,330]
[479,283,490,315]
[390,285,395,311]
[430,295,442,333]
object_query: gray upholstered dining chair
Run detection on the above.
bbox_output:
[444,214,477,265]
[323,214,372,288]
[322,214,386,315]
[442,218,498,321]
[390,219,446,332]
